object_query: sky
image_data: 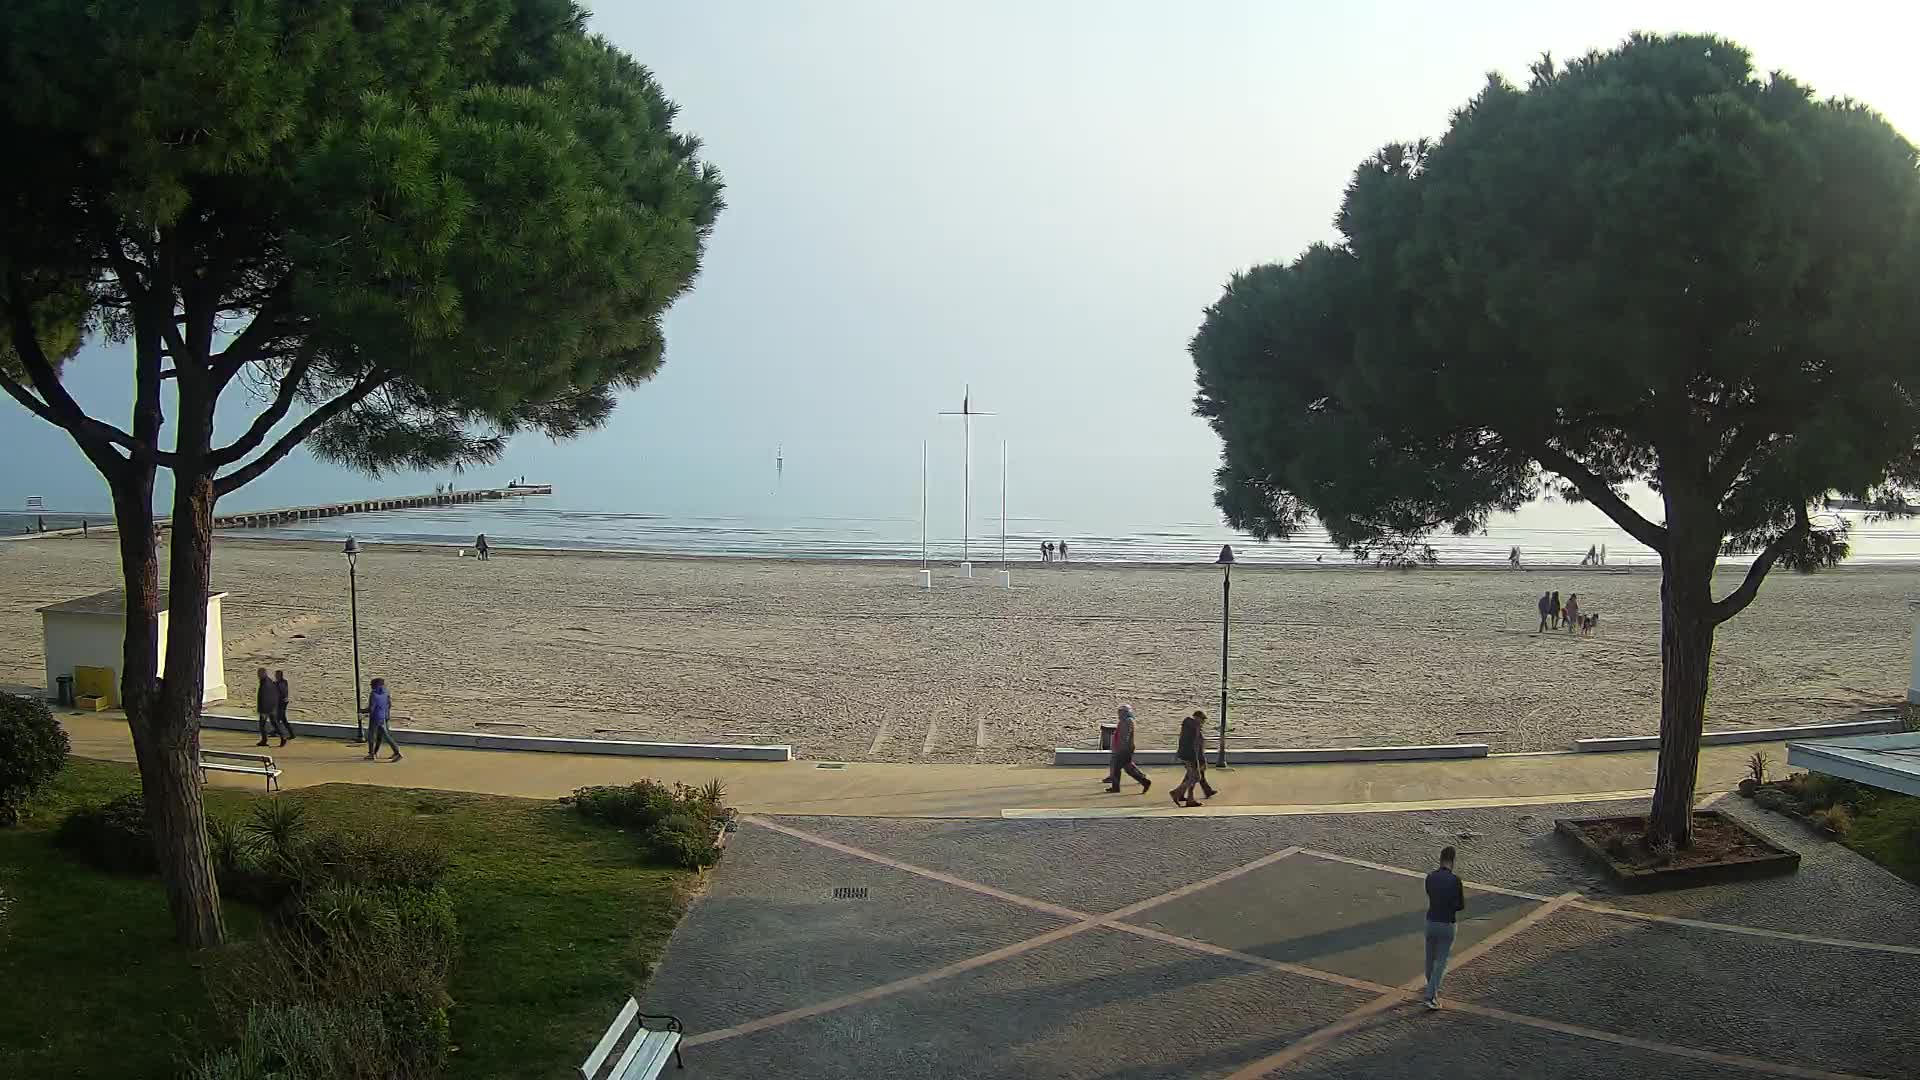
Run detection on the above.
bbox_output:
[5,0,1918,526]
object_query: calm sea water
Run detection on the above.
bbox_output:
[202,498,1920,567]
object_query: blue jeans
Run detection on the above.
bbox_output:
[1424,920,1456,1002]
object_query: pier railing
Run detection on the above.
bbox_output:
[211,485,551,530]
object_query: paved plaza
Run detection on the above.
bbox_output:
[645,797,1920,1079]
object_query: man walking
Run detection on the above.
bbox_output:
[1423,845,1466,1010]
[1057,539,1069,563]
[1105,704,1151,793]
[273,669,294,743]
[475,533,490,561]
[255,667,287,747]
[1169,710,1218,806]
[362,677,403,762]
[1536,590,1552,633]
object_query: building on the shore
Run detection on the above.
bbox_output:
[38,589,229,706]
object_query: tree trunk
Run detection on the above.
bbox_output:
[1647,518,1719,848]
[110,465,224,946]
[151,466,225,947]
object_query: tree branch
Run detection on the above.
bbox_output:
[209,283,293,386]
[1711,504,1810,625]
[1708,424,1773,495]
[207,350,315,466]
[1528,440,1669,553]
[2,280,155,469]
[212,371,389,495]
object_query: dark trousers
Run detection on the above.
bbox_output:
[1107,752,1148,787]
[258,709,290,742]
[368,719,402,756]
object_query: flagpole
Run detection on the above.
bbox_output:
[1000,440,1007,568]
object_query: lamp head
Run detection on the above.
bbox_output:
[1216,544,1235,565]
[343,535,360,561]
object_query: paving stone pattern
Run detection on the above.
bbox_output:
[643,801,1919,1079]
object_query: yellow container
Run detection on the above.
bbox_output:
[73,665,117,708]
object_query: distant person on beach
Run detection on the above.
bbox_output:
[1509,546,1521,569]
[1422,845,1466,1010]
[1105,704,1151,794]
[1042,541,1053,563]
[475,533,490,561]
[1170,710,1216,806]
[1549,591,1562,630]
[255,667,287,747]
[1058,540,1069,563]
[362,678,402,762]
[1562,593,1580,633]
[273,670,294,743]
[1599,544,1607,566]
[1537,591,1552,633]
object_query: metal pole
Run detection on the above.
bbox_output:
[1218,561,1230,768]
[349,556,364,743]
[962,413,971,565]
[1000,440,1007,567]
[921,440,928,568]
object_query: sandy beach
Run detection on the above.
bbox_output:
[0,535,1910,763]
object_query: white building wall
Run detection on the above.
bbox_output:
[40,595,228,705]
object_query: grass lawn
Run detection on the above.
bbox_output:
[1845,789,1920,886]
[0,758,698,1080]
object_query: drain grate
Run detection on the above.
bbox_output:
[831,887,870,900]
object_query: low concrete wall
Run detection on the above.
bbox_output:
[1052,743,1489,767]
[1573,718,1902,753]
[200,714,791,761]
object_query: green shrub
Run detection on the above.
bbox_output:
[647,811,721,869]
[568,779,683,830]
[1812,804,1854,836]
[54,792,153,873]
[568,779,728,868]
[288,827,450,892]
[207,883,459,1080]
[243,797,310,864]
[0,692,69,825]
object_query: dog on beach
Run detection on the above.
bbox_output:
[1579,613,1599,637]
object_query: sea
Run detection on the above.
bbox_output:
[7,503,1908,569]
[9,446,1920,566]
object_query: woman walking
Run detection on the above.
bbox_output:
[1549,590,1562,630]
[1562,593,1580,634]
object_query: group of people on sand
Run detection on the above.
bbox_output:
[1105,704,1218,807]
[1536,590,1599,636]
[1040,539,1070,563]
[254,667,403,761]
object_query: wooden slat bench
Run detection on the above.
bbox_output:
[198,749,282,792]
[582,998,683,1079]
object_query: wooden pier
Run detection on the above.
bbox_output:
[212,485,552,530]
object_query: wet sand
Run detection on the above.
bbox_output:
[0,536,1909,762]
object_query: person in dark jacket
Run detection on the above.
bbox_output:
[272,670,294,742]
[255,667,287,746]
[362,678,402,762]
[1169,710,1217,806]
[1549,590,1562,630]
[475,533,490,561]
[1422,846,1467,1009]
[1537,591,1552,633]
[1105,704,1151,794]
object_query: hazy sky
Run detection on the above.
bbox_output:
[6,1,1918,521]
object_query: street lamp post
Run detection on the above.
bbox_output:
[345,535,364,743]
[1216,544,1234,768]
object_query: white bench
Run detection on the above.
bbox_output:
[198,749,282,792]
[582,998,683,1079]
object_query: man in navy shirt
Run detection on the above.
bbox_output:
[1423,846,1466,1009]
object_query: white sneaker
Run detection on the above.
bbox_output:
[1424,998,1441,1011]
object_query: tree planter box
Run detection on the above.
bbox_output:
[1555,811,1800,892]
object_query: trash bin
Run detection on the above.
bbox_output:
[56,675,74,707]
[1099,722,1118,751]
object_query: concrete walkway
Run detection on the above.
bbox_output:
[60,711,1782,817]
